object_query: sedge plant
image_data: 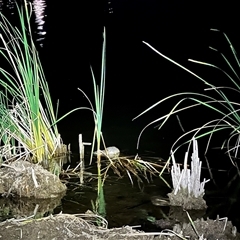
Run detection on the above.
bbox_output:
[92,27,107,218]
[0,2,67,173]
[74,27,107,218]
[134,29,240,169]
[78,27,107,218]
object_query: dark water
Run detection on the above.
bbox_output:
[57,154,240,229]
[1,0,240,231]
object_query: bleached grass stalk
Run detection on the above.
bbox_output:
[171,138,209,197]
[79,134,84,184]
[101,155,163,185]
[0,144,31,162]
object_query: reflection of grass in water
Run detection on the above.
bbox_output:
[33,0,47,46]
[0,2,68,173]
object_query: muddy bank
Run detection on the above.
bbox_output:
[0,160,66,198]
[0,213,239,240]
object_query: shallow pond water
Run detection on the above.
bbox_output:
[60,169,240,231]
[59,167,171,229]
[58,151,240,231]
[0,152,240,233]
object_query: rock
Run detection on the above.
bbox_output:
[94,146,120,159]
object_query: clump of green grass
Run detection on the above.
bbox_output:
[134,29,240,168]
[0,2,68,172]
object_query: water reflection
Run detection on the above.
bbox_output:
[33,0,47,47]
[0,0,47,47]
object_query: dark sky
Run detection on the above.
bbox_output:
[43,1,240,104]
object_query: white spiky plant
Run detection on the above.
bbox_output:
[168,138,210,209]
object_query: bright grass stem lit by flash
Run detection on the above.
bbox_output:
[134,29,240,168]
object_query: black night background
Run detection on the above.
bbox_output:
[40,1,240,158]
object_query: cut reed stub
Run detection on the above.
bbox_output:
[93,146,120,159]
[169,139,209,210]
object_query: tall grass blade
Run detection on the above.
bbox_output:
[136,30,240,164]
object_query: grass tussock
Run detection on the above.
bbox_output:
[0,2,68,172]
